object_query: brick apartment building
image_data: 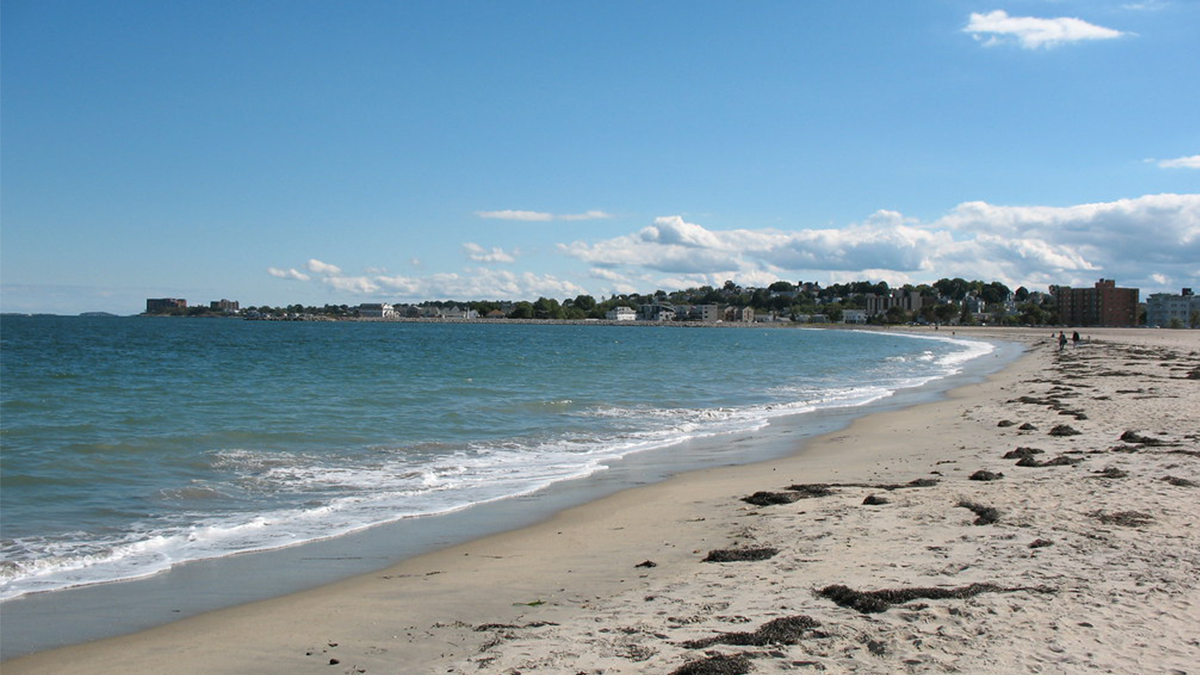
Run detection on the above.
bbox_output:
[145,298,188,313]
[1054,279,1139,327]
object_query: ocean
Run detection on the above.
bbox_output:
[1,316,995,607]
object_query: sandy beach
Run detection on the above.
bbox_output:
[5,327,1198,675]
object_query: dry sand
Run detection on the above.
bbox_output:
[5,327,1198,675]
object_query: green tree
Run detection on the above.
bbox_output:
[571,295,597,313]
[508,301,535,319]
[532,297,564,320]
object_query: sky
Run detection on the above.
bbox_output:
[2,0,1198,315]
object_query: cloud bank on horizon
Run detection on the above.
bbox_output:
[270,193,1200,301]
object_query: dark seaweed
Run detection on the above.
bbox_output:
[969,470,1004,481]
[1120,430,1164,446]
[742,491,802,506]
[783,483,837,498]
[957,500,1001,525]
[682,616,821,649]
[703,548,779,563]
[818,582,1004,613]
[1049,424,1082,437]
[1003,447,1044,460]
[670,653,753,675]
[1092,510,1154,527]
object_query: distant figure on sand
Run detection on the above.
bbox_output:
[1072,331,1081,348]
[1058,332,1068,351]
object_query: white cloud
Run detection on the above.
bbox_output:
[323,275,380,294]
[306,258,343,275]
[964,10,1127,49]
[1157,155,1200,169]
[463,242,517,263]
[376,268,586,300]
[558,210,614,221]
[267,267,311,281]
[476,209,613,222]
[1123,1,1168,11]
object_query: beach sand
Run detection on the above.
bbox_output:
[5,328,1198,674]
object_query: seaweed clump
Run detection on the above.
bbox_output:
[670,653,753,675]
[1003,447,1043,460]
[682,616,821,649]
[703,548,779,563]
[1162,475,1198,487]
[1017,454,1083,468]
[1120,430,1164,446]
[1093,510,1154,527]
[969,470,1004,481]
[741,491,801,507]
[861,494,890,506]
[958,500,1001,525]
[783,483,837,498]
[1049,424,1082,437]
[818,582,1003,614]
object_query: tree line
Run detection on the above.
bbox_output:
[152,278,1059,325]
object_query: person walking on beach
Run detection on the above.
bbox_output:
[1058,331,1068,351]
[1072,331,1081,348]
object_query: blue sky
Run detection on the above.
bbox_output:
[2,0,1197,314]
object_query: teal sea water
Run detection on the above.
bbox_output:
[0,316,993,602]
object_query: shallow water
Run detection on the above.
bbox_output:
[1,317,992,602]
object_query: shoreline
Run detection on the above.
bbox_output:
[0,326,1008,657]
[4,327,1197,674]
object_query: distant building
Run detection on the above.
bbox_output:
[693,304,722,322]
[358,303,397,319]
[210,299,240,312]
[865,290,922,317]
[1054,279,1139,327]
[639,304,676,322]
[606,306,636,321]
[437,306,479,320]
[842,309,868,324]
[146,298,187,313]
[1146,288,1199,328]
[724,306,754,322]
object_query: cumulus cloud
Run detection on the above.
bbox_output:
[476,209,613,222]
[462,242,517,263]
[376,268,586,299]
[1156,155,1200,169]
[964,10,1127,49]
[560,194,1200,292]
[267,267,310,281]
[306,258,343,275]
[268,258,584,301]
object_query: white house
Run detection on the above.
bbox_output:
[606,306,637,321]
[842,309,868,324]
[358,303,396,319]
